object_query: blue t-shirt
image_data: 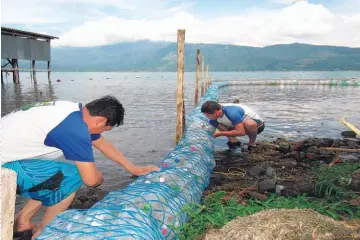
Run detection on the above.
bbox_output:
[2,101,101,164]
[209,103,263,128]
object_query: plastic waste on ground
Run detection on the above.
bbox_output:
[37,82,227,240]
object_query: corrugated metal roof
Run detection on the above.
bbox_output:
[1,26,59,40]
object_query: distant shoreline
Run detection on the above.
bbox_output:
[16,70,360,73]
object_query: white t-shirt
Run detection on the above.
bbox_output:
[1,101,101,164]
[210,103,263,128]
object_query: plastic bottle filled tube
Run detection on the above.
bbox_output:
[37,82,227,239]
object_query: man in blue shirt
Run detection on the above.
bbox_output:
[1,95,160,239]
[201,100,265,150]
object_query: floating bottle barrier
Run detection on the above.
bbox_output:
[37,82,227,240]
[213,78,359,86]
[341,80,349,86]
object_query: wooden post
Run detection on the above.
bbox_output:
[30,61,32,83]
[201,56,205,97]
[195,49,200,106]
[340,117,360,136]
[1,168,18,240]
[12,59,19,84]
[175,29,185,145]
[47,61,51,83]
[205,64,209,91]
[321,147,360,153]
[15,59,19,84]
[32,60,37,84]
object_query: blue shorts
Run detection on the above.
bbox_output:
[2,159,82,206]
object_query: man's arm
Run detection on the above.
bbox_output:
[212,123,231,137]
[43,118,104,187]
[74,161,103,187]
[214,122,246,137]
[213,106,246,137]
[92,136,160,176]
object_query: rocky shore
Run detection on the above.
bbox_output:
[205,135,360,203]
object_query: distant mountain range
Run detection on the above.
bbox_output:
[20,41,360,71]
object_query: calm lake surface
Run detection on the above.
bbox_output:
[2,71,360,218]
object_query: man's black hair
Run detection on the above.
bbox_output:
[201,101,221,114]
[85,95,124,127]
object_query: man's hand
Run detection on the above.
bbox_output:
[131,165,160,176]
[93,136,160,176]
[217,123,246,137]
[212,131,223,138]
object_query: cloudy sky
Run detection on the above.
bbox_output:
[1,0,360,48]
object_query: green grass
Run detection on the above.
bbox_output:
[174,193,360,240]
[174,163,360,240]
[313,163,360,201]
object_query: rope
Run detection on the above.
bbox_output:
[213,167,247,178]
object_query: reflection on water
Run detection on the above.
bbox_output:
[1,83,57,115]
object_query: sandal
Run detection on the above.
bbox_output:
[248,145,256,152]
[13,223,38,240]
[227,141,242,149]
[13,229,33,239]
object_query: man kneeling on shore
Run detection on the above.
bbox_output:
[201,100,265,150]
[1,96,160,239]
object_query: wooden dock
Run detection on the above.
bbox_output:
[1,27,58,84]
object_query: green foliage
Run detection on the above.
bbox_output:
[175,164,360,239]
[20,41,360,71]
[176,192,360,240]
[313,163,360,201]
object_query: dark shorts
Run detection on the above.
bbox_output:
[253,119,265,134]
[2,159,82,206]
[228,118,265,134]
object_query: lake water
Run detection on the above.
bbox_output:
[2,71,360,191]
[1,71,360,221]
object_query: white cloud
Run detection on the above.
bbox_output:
[52,12,197,47]
[276,1,334,37]
[1,0,175,24]
[52,1,360,48]
[1,0,359,48]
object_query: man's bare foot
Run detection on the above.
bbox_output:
[14,216,38,230]
[13,219,38,237]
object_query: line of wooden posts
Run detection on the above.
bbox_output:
[175,29,211,145]
[1,60,52,84]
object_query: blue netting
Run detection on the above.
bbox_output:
[37,82,227,240]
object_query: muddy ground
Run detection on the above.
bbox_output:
[204,133,360,204]
[69,187,109,209]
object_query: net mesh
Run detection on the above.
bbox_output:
[212,79,360,86]
[37,82,227,240]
